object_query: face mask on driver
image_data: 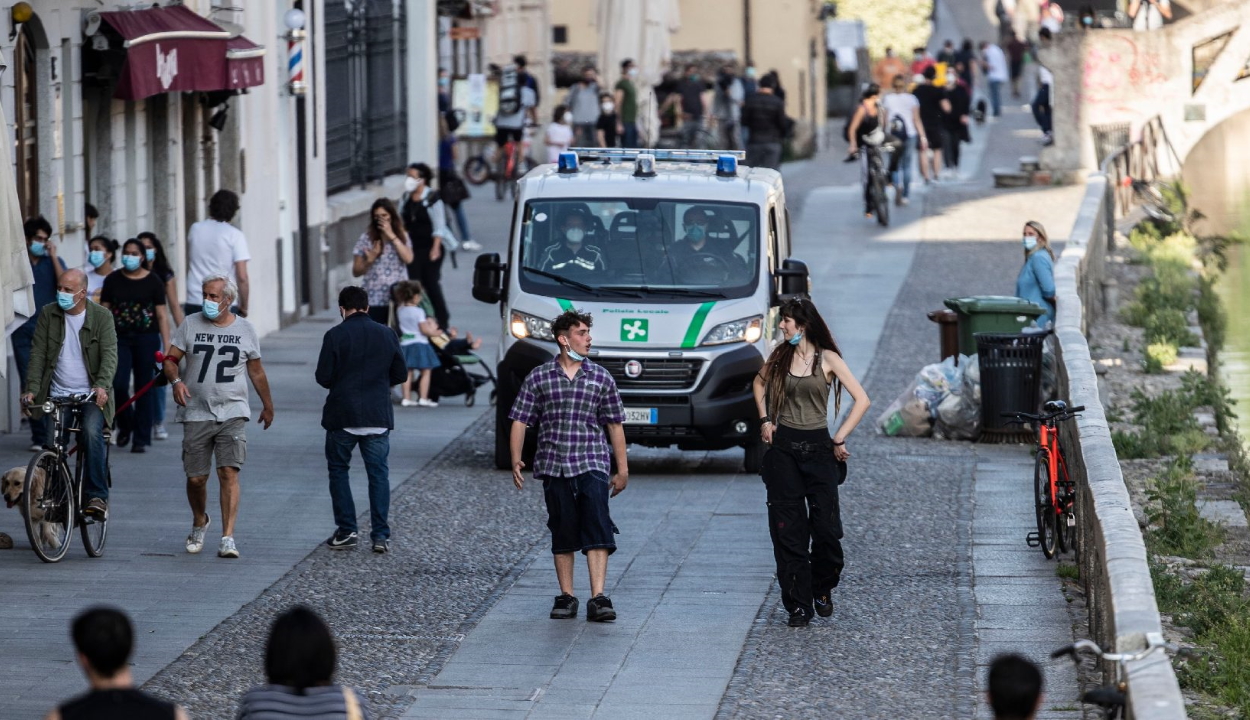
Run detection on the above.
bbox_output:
[565,228,586,244]
[686,224,706,242]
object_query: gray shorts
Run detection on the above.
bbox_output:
[182,418,248,478]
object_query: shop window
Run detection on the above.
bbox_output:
[553,25,567,45]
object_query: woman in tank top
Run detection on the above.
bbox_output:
[751,298,871,628]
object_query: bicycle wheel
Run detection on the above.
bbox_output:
[81,467,109,558]
[22,452,73,563]
[1034,450,1058,559]
[1055,450,1076,555]
[463,157,491,186]
[872,174,890,227]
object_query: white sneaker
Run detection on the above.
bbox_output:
[218,536,239,559]
[28,443,42,452]
[186,516,210,554]
[461,240,483,251]
[418,398,439,407]
[401,399,420,407]
[154,424,169,440]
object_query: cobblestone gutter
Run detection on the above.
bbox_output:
[1053,173,1186,718]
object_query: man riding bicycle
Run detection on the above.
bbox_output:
[21,269,117,519]
[494,63,537,176]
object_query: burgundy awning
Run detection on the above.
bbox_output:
[97,5,265,101]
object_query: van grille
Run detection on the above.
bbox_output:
[598,358,703,390]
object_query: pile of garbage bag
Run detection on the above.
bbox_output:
[877,354,982,440]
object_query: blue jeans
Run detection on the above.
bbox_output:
[448,202,472,243]
[325,430,391,541]
[621,121,639,148]
[46,403,109,502]
[12,319,45,445]
[1032,85,1052,134]
[154,384,167,425]
[114,332,160,448]
[892,136,916,199]
[989,80,1004,117]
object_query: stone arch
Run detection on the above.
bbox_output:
[1180,107,1250,234]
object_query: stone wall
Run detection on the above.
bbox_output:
[1042,0,1250,175]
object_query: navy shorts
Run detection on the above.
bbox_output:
[540,471,618,555]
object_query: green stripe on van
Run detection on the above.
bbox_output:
[681,302,716,348]
[557,298,574,312]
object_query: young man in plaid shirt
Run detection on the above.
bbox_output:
[509,309,629,622]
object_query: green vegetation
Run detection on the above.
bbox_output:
[1144,457,1224,557]
[1111,372,1223,458]
[832,0,933,62]
[1055,562,1079,580]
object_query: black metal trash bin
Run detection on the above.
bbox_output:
[976,331,1048,440]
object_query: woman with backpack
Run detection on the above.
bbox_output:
[402,162,452,329]
[438,118,479,252]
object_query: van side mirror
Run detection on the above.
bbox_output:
[472,253,507,304]
[775,258,810,302]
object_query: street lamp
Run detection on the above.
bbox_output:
[285,5,311,307]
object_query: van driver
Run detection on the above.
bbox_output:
[538,213,607,275]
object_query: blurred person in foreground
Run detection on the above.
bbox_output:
[987,654,1043,720]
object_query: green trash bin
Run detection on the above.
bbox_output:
[943,296,1047,356]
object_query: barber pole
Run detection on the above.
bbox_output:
[287,29,306,96]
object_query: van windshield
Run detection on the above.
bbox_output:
[517,198,761,301]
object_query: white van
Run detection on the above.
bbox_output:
[472,149,809,471]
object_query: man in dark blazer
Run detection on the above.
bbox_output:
[315,285,408,553]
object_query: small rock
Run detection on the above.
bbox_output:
[0,533,12,550]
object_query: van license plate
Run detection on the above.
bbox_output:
[623,408,658,425]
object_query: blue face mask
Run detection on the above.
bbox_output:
[29,241,47,257]
[1023,236,1038,251]
[686,224,706,242]
[88,250,107,268]
[122,255,142,271]
[145,248,156,263]
[57,290,77,310]
[202,300,222,320]
[788,332,803,346]
[567,348,586,362]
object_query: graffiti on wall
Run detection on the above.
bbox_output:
[1192,31,1235,93]
[1083,35,1168,101]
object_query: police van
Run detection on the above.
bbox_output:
[472,149,809,471]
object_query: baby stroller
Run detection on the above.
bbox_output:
[429,343,496,407]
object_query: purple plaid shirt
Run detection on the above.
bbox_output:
[509,358,625,477]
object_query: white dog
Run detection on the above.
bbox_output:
[2,465,63,549]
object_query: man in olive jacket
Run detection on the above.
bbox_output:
[21,269,118,517]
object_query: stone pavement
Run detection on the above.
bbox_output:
[0,93,1097,720]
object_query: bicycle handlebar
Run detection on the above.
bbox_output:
[1052,637,1176,665]
[1000,406,1085,423]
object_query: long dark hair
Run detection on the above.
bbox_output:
[138,231,173,278]
[761,298,844,419]
[367,198,406,245]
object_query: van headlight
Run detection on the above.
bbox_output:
[510,311,555,341]
[702,316,763,346]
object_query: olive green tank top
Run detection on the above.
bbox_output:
[776,362,831,431]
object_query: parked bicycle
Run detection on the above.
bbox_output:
[1052,635,1177,719]
[1003,400,1084,559]
[21,393,113,563]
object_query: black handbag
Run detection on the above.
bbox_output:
[441,174,470,205]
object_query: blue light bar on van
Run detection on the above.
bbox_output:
[557,152,579,173]
[716,154,738,177]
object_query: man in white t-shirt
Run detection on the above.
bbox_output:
[1129,0,1171,30]
[980,42,1010,118]
[881,75,927,206]
[185,189,250,319]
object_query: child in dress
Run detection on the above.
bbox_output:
[394,281,441,407]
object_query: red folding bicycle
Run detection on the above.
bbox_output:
[1003,400,1084,559]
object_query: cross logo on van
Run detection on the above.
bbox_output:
[621,319,648,342]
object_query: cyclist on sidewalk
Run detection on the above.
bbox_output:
[22,269,117,519]
[509,309,628,623]
[164,275,275,559]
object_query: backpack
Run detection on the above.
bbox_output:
[497,65,521,116]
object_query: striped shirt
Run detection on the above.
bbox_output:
[509,358,625,477]
[236,685,370,720]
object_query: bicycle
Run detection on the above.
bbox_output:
[1052,635,1178,718]
[1003,400,1084,559]
[858,144,893,228]
[21,393,113,563]
[494,127,537,201]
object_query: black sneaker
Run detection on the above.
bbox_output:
[814,593,833,618]
[550,593,579,620]
[586,594,616,623]
[372,539,389,554]
[788,609,812,627]
[326,531,358,550]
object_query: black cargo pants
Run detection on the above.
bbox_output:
[761,425,847,616]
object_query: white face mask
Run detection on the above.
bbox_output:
[562,112,573,124]
[565,228,585,244]
[1023,236,1038,250]
[404,176,420,193]
[628,68,639,79]
[601,101,615,114]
